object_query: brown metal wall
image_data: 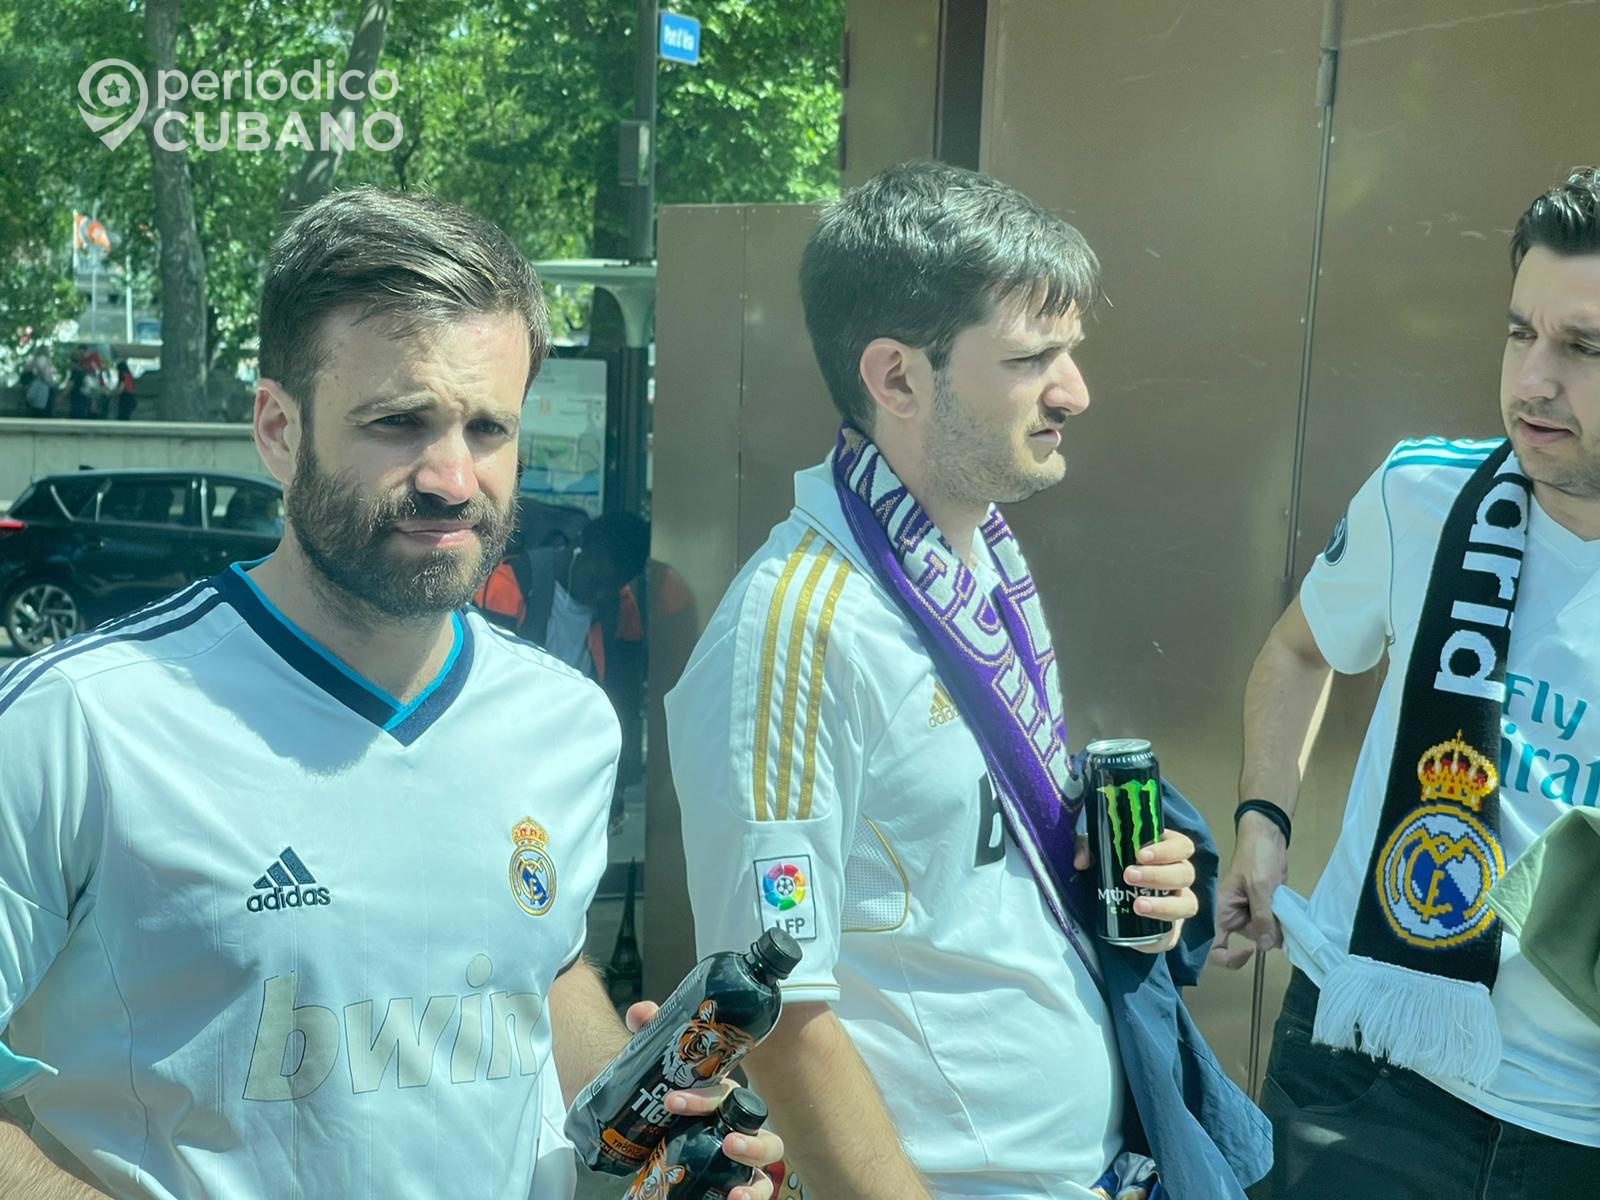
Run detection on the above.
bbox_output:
[645,205,833,999]
[649,0,1599,1085]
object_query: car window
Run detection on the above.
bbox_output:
[51,478,102,518]
[96,478,196,527]
[205,481,283,536]
[7,484,48,519]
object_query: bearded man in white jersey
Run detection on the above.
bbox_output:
[666,162,1271,1200]
[0,188,781,1200]
[1216,170,1600,1197]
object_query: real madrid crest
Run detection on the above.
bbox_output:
[1376,732,1505,949]
[509,817,558,916]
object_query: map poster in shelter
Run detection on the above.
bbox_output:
[519,358,606,517]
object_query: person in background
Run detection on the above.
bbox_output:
[534,513,650,683]
[476,511,650,683]
[114,359,137,421]
[65,350,100,420]
[22,355,55,417]
[476,512,652,834]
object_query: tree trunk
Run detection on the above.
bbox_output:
[144,0,208,421]
[586,2,636,266]
[279,0,394,220]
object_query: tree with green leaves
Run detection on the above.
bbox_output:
[0,0,843,417]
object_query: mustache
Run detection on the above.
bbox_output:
[1510,405,1576,430]
[1031,413,1068,434]
[360,489,513,536]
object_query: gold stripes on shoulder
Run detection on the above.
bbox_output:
[751,532,852,822]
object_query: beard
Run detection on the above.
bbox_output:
[923,370,1066,508]
[1505,407,1600,500]
[285,437,515,621]
[1527,449,1600,500]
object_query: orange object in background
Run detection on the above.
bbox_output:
[472,563,527,633]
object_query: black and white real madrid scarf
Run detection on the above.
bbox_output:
[1313,439,1531,1087]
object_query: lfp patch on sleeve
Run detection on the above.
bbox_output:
[752,855,818,942]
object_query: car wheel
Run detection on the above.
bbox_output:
[4,579,83,655]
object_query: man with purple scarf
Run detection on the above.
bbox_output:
[666,162,1270,1199]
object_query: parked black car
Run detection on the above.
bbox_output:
[0,469,284,655]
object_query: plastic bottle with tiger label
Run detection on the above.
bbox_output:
[567,928,801,1176]
[621,1087,768,1199]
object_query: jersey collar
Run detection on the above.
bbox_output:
[218,561,475,745]
[793,455,1002,592]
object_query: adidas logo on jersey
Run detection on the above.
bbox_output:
[247,846,332,913]
[929,682,958,728]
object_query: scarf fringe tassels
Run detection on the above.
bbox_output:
[1313,955,1503,1087]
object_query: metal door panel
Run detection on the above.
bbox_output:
[646,205,755,998]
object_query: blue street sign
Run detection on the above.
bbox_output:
[660,11,701,65]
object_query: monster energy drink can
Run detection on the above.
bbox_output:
[1085,738,1167,946]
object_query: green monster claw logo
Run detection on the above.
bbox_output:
[1099,779,1161,866]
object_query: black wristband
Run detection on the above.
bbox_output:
[1235,799,1292,847]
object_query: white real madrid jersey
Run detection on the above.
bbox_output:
[0,563,619,1199]
[667,460,1124,1199]
[1288,437,1600,1146]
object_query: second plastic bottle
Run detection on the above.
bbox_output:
[566,928,802,1175]
[622,1087,770,1199]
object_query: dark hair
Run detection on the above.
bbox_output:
[258,187,549,412]
[581,512,651,581]
[798,161,1101,429]
[1511,167,1600,273]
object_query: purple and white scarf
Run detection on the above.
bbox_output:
[832,425,1099,981]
